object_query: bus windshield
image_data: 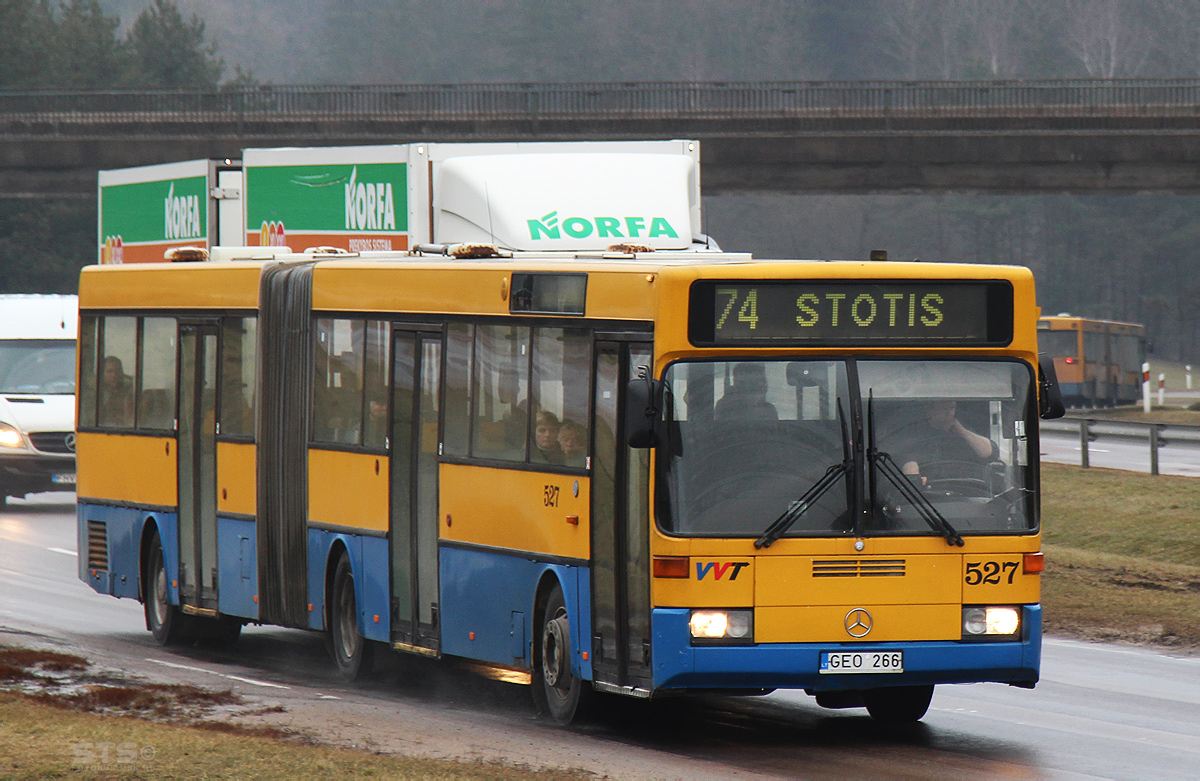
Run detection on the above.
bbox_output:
[0,340,77,394]
[1038,330,1078,358]
[659,358,1035,538]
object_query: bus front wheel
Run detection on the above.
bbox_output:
[532,583,588,725]
[863,684,934,722]
[327,554,373,681]
[144,532,185,646]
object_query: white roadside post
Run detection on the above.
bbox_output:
[1187,365,1192,391]
[1143,362,1152,413]
[1158,373,1166,406]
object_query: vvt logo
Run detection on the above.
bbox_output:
[527,211,680,241]
[695,561,750,581]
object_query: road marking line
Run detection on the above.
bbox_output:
[47,547,77,556]
[223,674,291,689]
[147,658,292,689]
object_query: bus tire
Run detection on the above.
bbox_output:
[327,554,373,681]
[532,583,588,725]
[144,531,186,646]
[863,684,934,722]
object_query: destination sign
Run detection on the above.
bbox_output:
[689,280,1013,346]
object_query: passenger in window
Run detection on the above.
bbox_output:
[98,356,134,427]
[532,410,565,464]
[715,362,778,421]
[558,420,588,467]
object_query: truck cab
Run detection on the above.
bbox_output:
[0,294,78,503]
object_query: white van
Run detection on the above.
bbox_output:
[0,295,78,504]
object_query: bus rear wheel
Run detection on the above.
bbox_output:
[328,554,373,681]
[144,532,186,646]
[532,584,588,725]
[863,684,934,722]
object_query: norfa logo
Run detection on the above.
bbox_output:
[527,211,679,241]
[164,183,202,240]
[345,167,396,231]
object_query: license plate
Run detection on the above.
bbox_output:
[819,650,903,674]
[52,473,76,485]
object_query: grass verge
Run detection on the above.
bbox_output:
[0,645,575,778]
[1041,462,1200,649]
[0,691,556,778]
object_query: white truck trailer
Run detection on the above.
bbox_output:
[97,159,243,264]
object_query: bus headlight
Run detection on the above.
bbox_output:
[689,609,753,644]
[962,606,1021,638]
[0,423,25,449]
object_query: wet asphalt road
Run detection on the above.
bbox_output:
[2,494,1198,779]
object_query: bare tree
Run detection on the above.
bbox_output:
[968,0,1029,77]
[1061,0,1152,77]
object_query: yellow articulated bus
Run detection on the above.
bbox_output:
[77,246,1065,724]
[1037,315,1146,407]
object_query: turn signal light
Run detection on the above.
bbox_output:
[1023,552,1045,574]
[653,556,689,578]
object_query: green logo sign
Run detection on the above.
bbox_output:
[526,211,679,241]
[101,176,207,243]
[246,163,408,233]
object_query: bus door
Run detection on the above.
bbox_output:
[177,322,219,615]
[389,329,442,654]
[590,340,653,693]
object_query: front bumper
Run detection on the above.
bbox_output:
[651,605,1041,691]
[0,453,76,496]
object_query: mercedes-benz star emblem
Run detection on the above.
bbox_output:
[65,433,76,453]
[844,608,873,638]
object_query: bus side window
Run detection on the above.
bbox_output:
[138,317,177,431]
[530,327,591,468]
[443,323,473,457]
[78,316,99,428]
[312,319,364,445]
[219,317,256,438]
[98,316,137,429]
[472,325,529,461]
[361,321,389,449]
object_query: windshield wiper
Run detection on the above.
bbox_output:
[866,395,964,547]
[755,401,853,549]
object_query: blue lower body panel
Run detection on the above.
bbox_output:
[652,605,1041,691]
[77,501,175,602]
[216,517,258,620]
[439,545,586,675]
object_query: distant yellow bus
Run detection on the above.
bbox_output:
[1038,315,1146,407]
[77,247,1063,724]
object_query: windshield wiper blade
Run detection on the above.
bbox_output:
[870,450,964,546]
[754,462,848,549]
[755,401,854,550]
[866,395,964,547]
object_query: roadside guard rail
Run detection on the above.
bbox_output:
[1040,417,1200,475]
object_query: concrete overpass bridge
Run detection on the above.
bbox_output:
[4,79,1200,199]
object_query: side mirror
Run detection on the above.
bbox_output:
[625,371,663,448]
[1038,353,1066,420]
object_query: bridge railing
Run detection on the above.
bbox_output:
[4,80,1200,124]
